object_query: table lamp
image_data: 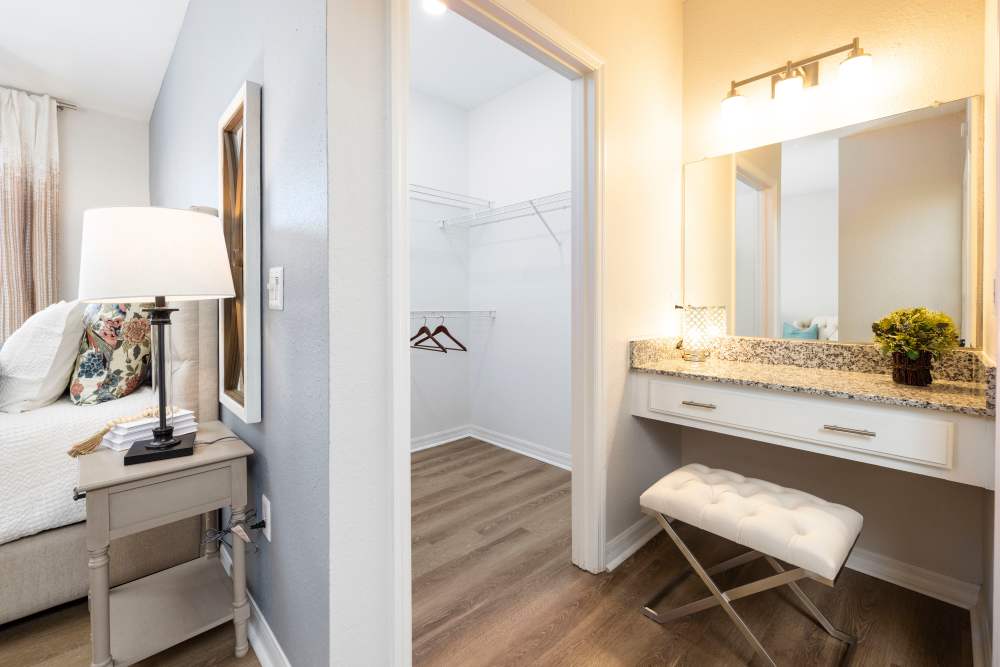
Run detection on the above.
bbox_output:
[78,207,236,465]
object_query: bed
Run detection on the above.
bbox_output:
[0,301,220,626]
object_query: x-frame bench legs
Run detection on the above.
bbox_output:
[642,511,855,667]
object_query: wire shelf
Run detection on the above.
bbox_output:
[438,191,571,229]
[409,184,492,210]
[411,308,496,319]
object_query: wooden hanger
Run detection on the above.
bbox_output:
[411,317,447,352]
[412,317,466,352]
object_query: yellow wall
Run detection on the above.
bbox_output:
[684,0,986,162]
[526,0,687,540]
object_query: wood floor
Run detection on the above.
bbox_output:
[0,597,258,667]
[412,437,972,666]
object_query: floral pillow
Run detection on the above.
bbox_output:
[69,303,152,405]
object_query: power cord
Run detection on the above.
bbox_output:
[202,509,266,553]
[195,435,241,445]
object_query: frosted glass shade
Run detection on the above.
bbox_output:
[774,73,804,101]
[681,305,727,361]
[78,207,236,302]
[839,52,873,89]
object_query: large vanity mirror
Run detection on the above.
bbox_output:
[684,96,984,347]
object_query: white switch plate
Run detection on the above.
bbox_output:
[267,267,284,310]
[261,494,272,542]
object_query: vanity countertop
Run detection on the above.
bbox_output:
[631,355,994,417]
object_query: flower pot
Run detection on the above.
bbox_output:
[891,351,933,387]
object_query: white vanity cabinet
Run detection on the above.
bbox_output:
[631,373,995,489]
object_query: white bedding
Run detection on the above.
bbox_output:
[0,388,156,546]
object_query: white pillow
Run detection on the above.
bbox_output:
[0,300,86,413]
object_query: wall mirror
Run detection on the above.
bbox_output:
[218,80,262,423]
[683,96,984,347]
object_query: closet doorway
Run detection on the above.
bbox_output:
[390,0,605,662]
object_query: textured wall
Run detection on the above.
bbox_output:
[148,1,329,664]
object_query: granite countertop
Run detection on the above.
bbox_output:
[631,355,994,417]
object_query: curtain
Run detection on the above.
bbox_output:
[0,87,60,343]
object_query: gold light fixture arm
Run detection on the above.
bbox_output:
[729,37,863,92]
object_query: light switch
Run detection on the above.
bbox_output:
[267,267,284,310]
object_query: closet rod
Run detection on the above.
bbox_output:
[411,308,497,319]
[439,191,571,238]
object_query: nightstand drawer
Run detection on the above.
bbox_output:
[109,465,232,536]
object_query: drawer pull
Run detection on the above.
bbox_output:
[823,424,876,438]
[681,400,717,410]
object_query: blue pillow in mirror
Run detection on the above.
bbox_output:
[783,322,819,339]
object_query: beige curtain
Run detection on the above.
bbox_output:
[0,87,60,343]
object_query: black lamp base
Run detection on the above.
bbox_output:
[124,432,196,466]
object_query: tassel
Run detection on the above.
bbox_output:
[67,406,182,458]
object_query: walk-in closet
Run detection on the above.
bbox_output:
[408,3,573,660]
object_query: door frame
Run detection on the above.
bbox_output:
[387,0,607,662]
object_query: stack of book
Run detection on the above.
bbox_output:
[100,409,198,452]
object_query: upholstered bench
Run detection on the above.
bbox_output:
[640,463,863,666]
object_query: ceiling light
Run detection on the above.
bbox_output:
[422,0,447,15]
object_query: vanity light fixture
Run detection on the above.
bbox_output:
[720,37,872,111]
[422,0,447,15]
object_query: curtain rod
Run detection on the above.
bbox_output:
[0,83,78,111]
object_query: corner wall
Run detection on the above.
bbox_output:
[525,0,687,542]
[148,1,329,664]
[59,109,149,300]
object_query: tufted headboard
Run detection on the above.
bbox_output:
[167,300,219,421]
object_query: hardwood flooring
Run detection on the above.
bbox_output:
[412,437,972,666]
[0,595,259,667]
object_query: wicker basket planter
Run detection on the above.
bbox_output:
[891,351,933,387]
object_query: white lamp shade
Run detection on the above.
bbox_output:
[78,207,236,302]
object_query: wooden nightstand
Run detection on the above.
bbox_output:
[77,421,253,667]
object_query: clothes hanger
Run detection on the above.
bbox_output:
[412,316,466,352]
[411,316,447,352]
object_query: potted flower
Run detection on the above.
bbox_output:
[871,307,959,387]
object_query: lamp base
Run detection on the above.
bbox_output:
[124,432,196,466]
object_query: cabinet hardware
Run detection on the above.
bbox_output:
[823,424,876,437]
[681,400,717,410]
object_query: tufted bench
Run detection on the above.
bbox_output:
[640,463,862,666]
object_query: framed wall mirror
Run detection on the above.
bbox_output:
[683,96,984,347]
[218,80,262,423]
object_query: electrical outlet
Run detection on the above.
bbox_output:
[261,494,272,542]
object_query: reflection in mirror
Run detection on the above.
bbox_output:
[683,97,982,346]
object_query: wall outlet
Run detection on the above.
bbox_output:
[267,267,284,310]
[261,494,272,542]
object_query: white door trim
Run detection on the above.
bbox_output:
[386,0,606,663]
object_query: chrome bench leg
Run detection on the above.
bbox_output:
[650,513,778,667]
[764,556,855,645]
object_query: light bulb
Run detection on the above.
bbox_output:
[839,51,873,89]
[422,0,447,15]
[774,73,804,102]
[720,89,747,124]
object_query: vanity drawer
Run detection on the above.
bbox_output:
[647,378,954,468]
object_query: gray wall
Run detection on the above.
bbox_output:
[149,1,328,664]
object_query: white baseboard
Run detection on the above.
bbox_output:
[605,515,660,571]
[411,424,572,470]
[467,425,571,470]
[220,548,292,667]
[411,425,474,452]
[846,547,981,610]
[970,589,992,667]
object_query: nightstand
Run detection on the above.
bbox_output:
[77,421,254,667]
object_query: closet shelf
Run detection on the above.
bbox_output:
[411,308,497,319]
[437,191,571,247]
[409,184,492,210]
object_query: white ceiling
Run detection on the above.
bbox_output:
[0,0,190,120]
[410,4,548,110]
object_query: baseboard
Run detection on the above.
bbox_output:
[411,425,474,452]
[605,515,660,571]
[970,589,992,667]
[219,548,292,667]
[467,425,571,470]
[845,547,981,610]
